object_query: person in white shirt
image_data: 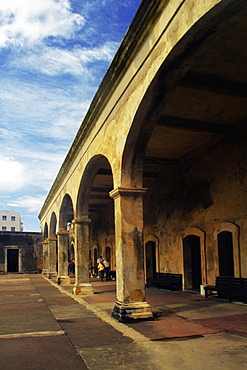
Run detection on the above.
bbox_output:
[103,257,110,281]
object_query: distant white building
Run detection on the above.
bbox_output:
[0,211,23,232]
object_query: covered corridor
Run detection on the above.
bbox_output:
[39,0,247,320]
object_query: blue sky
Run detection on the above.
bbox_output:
[0,0,142,232]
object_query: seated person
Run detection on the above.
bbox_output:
[109,265,116,280]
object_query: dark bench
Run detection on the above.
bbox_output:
[204,276,247,303]
[147,272,182,291]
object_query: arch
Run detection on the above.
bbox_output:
[49,212,57,238]
[59,194,74,230]
[121,0,247,188]
[105,245,111,261]
[214,222,240,277]
[48,212,58,275]
[76,154,115,284]
[76,154,114,218]
[43,223,48,240]
[144,234,160,281]
[181,227,206,288]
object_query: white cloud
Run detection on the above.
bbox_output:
[0,155,26,191]
[7,195,46,213]
[10,41,119,77]
[0,0,85,47]
[0,76,89,141]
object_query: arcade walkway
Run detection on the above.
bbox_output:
[0,274,247,369]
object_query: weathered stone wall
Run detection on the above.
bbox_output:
[0,232,42,274]
[144,134,247,284]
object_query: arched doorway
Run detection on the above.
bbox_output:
[58,194,74,283]
[105,246,111,260]
[145,241,156,280]
[183,235,202,290]
[217,231,234,277]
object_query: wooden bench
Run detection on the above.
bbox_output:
[147,273,182,291]
[204,276,247,303]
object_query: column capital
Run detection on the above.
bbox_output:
[109,187,147,200]
[72,218,91,224]
[47,237,57,242]
[57,229,69,236]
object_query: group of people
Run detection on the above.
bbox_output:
[89,256,116,282]
[69,257,116,282]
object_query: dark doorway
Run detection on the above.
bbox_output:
[146,241,156,280]
[7,249,19,273]
[56,240,58,272]
[183,235,202,290]
[93,248,98,276]
[68,243,74,262]
[218,231,234,276]
[105,246,111,260]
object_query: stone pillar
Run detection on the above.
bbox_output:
[48,237,57,277]
[57,229,70,284]
[109,187,153,321]
[73,218,94,295]
[42,239,49,276]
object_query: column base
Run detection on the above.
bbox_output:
[73,283,94,295]
[57,276,70,285]
[47,271,57,279]
[112,300,153,322]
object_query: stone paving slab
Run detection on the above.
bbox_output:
[78,341,162,370]
[0,295,43,304]
[175,300,247,319]
[0,301,48,315]
[58,317,133,347]
[0,285,36,291]
[0,335,87,370]
[78,333,247,370]
[0,289,37,296]
[146,288,205,304]
[126,314,219,340]
[36,294,77,305]
[84,292,116,304]
[49,304,96,319]
[0,310,61,335]
[194,314,247,337]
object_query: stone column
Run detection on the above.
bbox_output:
[109,187,153,321]
[48,237,57,277]
[57,229,70,284]
[73,218,94,295]
[42,239,49,276]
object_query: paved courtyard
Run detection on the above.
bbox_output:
[0,274,247,369]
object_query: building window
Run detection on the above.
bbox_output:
[11,227,15,232]
[2,215,7,221]
[11,216,16,221]
[2,226,6,231]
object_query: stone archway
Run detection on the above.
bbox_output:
[214,222,240,277]
[48,212,57,276]
[181,227,206,289]
[183,235,202,290]
[144,235,159,282]
[57,194,74,284]
[74,155,114,295]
